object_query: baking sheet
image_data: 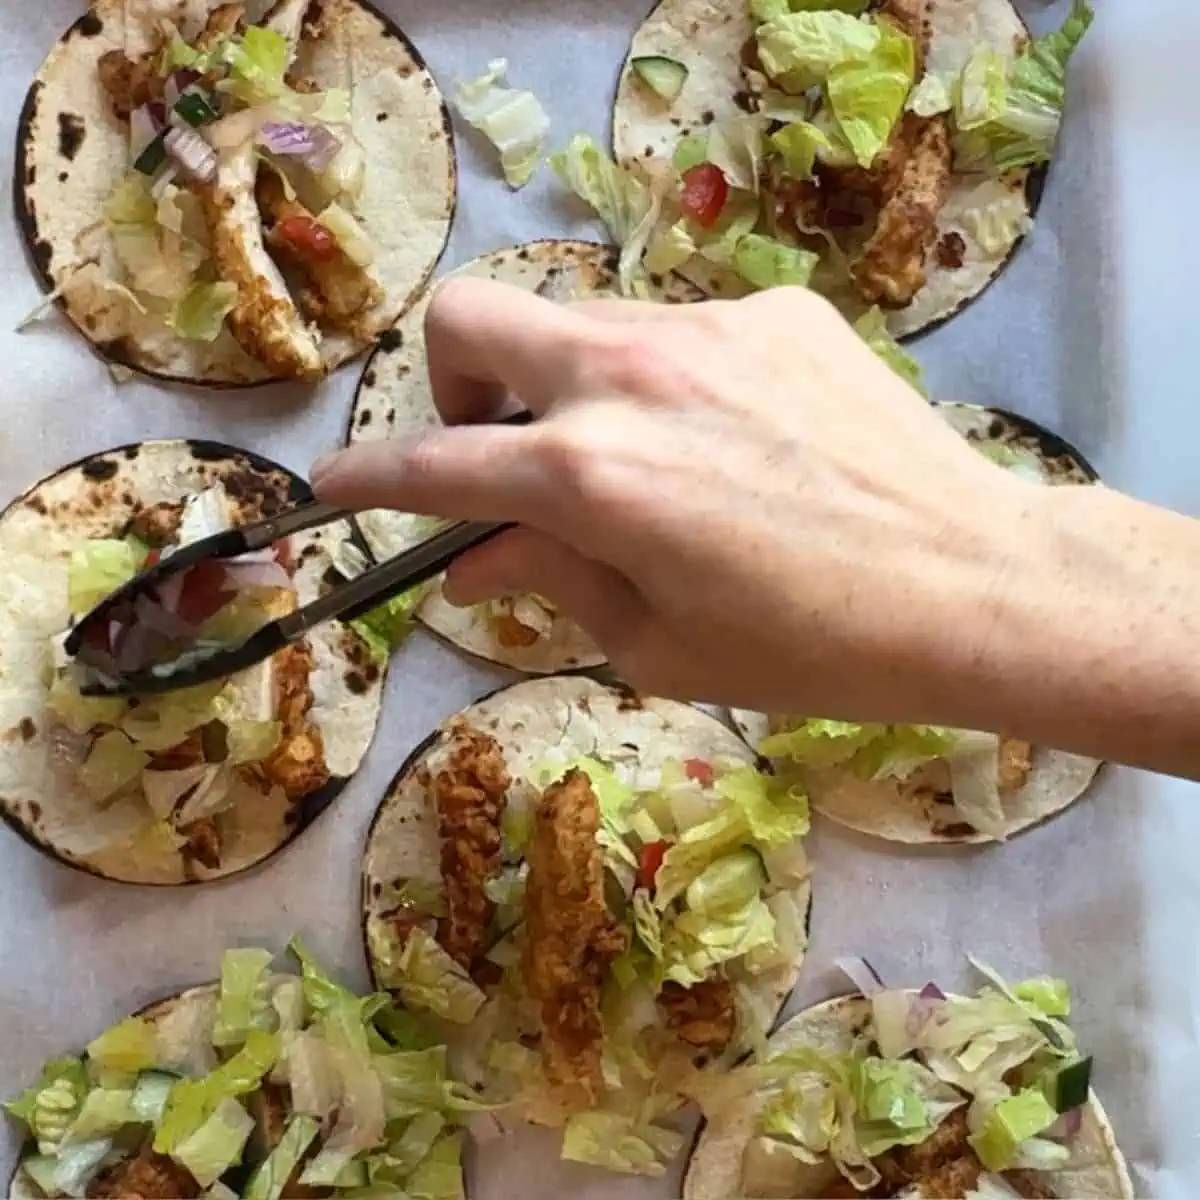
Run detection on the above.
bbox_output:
[0,1,1195,1197]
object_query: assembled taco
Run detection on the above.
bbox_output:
[0,440,389,885]
[684,960,1133,1199]
[603,0,1094,336]
[349,239,704,674]
[361,676,813,1177]
[5,941,476,1199]
[16,0,455,386]
[732,404,1100,844]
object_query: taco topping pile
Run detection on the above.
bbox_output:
[47,481,325,869]
[92,1,378,377]
[559,0,1093,335]
[5,942,477,1200]
[713,960,1097,1199]
[367,723,812,1176]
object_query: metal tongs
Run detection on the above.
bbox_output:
[67,412,532,697]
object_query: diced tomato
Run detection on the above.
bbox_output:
[680,163,728,229]
[144,548,162,568]
[175,559,234,626]
[684,757,714,787]
[277,215,338,262]
[638,839,670,892]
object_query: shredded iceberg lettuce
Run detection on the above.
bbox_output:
[455,59,550,189]
[826,18,915,166]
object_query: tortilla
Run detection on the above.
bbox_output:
[16,0,455,386]
[361,675,813,1127]
[731,404,1101,844]
[684,993,1134,1200]
[611,0,1046,338]
[349,239,705,674]
[0,440,386,885]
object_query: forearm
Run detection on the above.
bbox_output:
[935,484,1200,778]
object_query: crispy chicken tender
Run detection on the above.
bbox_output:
[86,1140,201,1199]
[525,769,628,1110]
[262,641,330,800]
[196,3,246,52]
[247,1083,332,1198]
[1001,1169,1059,1199]
[878,1108,971,1190]
[126,501,184,547]
[182,815,222,870]
[427,725,509,972]
[851,115,952,309]
[199,140,324,379]
[256,171,383,336]
[658,978,737,1055]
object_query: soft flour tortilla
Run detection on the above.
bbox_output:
[0,441,386,885]
[361,675,813,1122]
[731,404,1101,844]
[684,994,1135,1200]
[612,0,1042,337]
[16,0,455,386]
[349,239,705,674]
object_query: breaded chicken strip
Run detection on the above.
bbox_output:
[525,769,627,1110]
[428,725,509,972]
[262,640,330,800]
[257,171,383,336]
[658,978,737,1055]
[851,115,952,308]
[87,1141,200,1199]
[199,138,324,379]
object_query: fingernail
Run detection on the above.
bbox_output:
[309,452,340,485]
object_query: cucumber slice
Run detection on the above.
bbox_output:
[1049,1055,1093,1113]
[631,56,689,103]
[173,90,220,128]
[133,132,169,176]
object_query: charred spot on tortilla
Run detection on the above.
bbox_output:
[377,327,404,352]
[935,231,966,270]
[80,457,119,483]
[18,718,37,743]
[55,112,85,161]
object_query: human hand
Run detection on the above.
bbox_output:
[311,279,1044,721]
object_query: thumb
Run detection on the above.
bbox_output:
[442,527,653,657]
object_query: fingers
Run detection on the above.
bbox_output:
[310,424,554,527]
[424,276,617,424]
[442,526,652,654]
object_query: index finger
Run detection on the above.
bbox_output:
[424,275,617,425]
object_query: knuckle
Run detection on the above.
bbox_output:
[590,327,674,399]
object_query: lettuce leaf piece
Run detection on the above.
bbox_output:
[662,893,777,986]
[769,121,830,180]
[245,1115,321,1200]
[953,1,1093,174]
[46,677,127,737]
[969,1088,1058,1171]
[120,681,227,752]
[86,1017,159,1077]
[958,181,1033,256]
[406,1131,466,1200]
[551,134,651,247]
[68,539,142,616]
[154,1031,279,1154]
[756,12,880,94]
[169,282,238,343]
[684,848,767,917]
[104,175,205,302]
[222,26,290,106]
[761,718,958,782]
[6,1058,88,1153]
[672,132,709,173]
[906,72,953,116]
[945,730,1006,840]
[1013,977,1070,1018]
[212,948,275,1048]
[851,307,926,394]
[706,116,765,193]
[562,1111,684,1177]
[954,47,1009,131]
[78,730,149,803]
[644,220,697,274]
[371,927,486,1025]
[61,1087,139,1145]
[826,18,915,167]
[455,59,550,189]
[297,1043,386,1187]
[174,1096,256,1188]
[733,233,820,289]
[349,581,431,665]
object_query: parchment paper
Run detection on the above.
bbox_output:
[1,1,1196,1197]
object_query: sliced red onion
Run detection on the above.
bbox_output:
[905,991,944,1039]
[135,591,196,639]
[836,955,885,998]
[155,569,186,618]
[1047,1107,1083,1142]
[259,121,318,155]
[303,126,342,173]
[222,559,292,590]
[164,126,217,185]
[919,981,947,1001]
